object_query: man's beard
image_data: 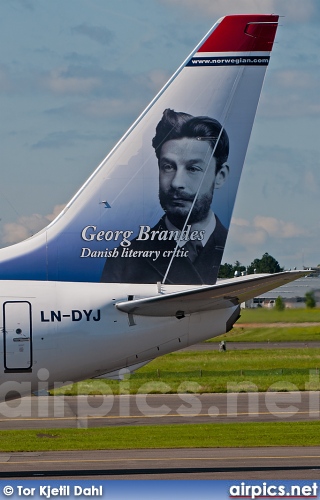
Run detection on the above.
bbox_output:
[159,188,213,229]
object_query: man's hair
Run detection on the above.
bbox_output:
[152,108,229,172]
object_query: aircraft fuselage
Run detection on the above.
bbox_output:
[0,281,237,401]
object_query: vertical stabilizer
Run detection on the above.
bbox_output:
[0,15,279,284]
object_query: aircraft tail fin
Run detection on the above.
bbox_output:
[0,15,279,284]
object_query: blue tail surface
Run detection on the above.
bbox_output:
[0,15,279,284]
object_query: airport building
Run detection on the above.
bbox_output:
[244,274,320,309]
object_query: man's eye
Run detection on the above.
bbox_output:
[161,164,174,172]
[187,165,202,173]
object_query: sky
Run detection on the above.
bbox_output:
[0,0,319,271]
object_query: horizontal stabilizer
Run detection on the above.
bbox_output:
[116,271,306,316]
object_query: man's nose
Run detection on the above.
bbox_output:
[170,167,187,189]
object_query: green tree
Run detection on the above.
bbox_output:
[305,291,316,308]
[274,296,285,311]
[247,253,283,274]
[218,263,234,278]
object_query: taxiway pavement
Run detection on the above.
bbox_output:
[1,447,320,480]
[1,391,319,429]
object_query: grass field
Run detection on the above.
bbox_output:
[209,307,320,342]
[52,348,320,395]
[237,307,320,323]
[1,422,320,452]
[212,325,320,342]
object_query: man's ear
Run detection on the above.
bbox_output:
[214,164,229,189]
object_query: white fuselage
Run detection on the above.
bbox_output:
[0,280,237,401]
